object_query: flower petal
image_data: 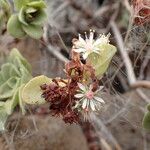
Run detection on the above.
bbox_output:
[74,48,86,53]
[82,52,89,60]
[78,83,86,92]
[82,98,87,109]
[74,94,84,98]
[79,35,87,46]
[90,100,96,111]
[94,96,105,103]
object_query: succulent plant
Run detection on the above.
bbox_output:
[0,0,11,31]
[142,104,150,130]
[0,48,32,131]
[7,0,47,39]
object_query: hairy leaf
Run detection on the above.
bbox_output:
[143,111,150,130]
[22,75,52,105]
[7,15,26,38]
[87,44,117,77]
[22,24,43,39]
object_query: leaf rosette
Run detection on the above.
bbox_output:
[7,0,47,39]
[0,48,32,131]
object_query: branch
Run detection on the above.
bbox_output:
[43,25,69,63]
[110,21,136,85]
[110,21,150,90]
[131,81,150,89]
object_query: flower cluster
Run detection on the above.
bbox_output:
[22,30,116,124]
[73,30,110,59]
[74,83,104,112]
[40,31,109,123]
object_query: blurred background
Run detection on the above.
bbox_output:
[0,0,150,149]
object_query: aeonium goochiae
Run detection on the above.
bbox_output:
[7,0,47,39]
[21,30,117,124]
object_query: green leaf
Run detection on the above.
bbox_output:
[20,67,32,84]
[8,48,32,73]
[0,77,20,100]
[87,44,117,77]
[31,9,46,25]
[18,85,26,115]
[13,0,30,10]
[27,1,46,8]
[0,0,10,11]
[147,104,150,112]
[7,14,26,38]
[22,75,52,105]
[18,6,28,25]
[143,112,150,130]
[0,108,8,131]
[0,48,33,131]
[22,24,43,39]
[1,63,12,81]
[4,89,19,115]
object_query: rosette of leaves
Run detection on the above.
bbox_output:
[87,44,117,77]
[142,104,150,130]
[7,0,47,39]
[0,48,32,131]
[0,0,11,32]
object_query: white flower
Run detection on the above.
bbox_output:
[74,83,105,113]
[73,30,110,59]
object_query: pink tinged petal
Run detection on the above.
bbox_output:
[90,100,96,111]
[87,99,90,108]
[74,94,84,98]
[74,48,86,53]
[93,39,102,46]
[89,30,94,44]
[89,84,93,91]
[94,101,101,110]
[79,34,87,46]
[94,97,105,103]
[82,52,89,60]
[78,83,86,92]
[82,98,87,109]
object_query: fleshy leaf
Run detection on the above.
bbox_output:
[7,14,26,38]
[22,24,43,39]
[0,49,32,131]
[27,1,46,8]
[31,9,46,25]
[0,77,20,100]
[143,112,150,130]
[18,85,26,115]
[147,104,150,112]
[13,0,29,10]
[87,44,117,77]
[8,48,32,73]
[22,75,52,105]
[4,89,19,115]
[18,7,28,25]
[0,108,8,131]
